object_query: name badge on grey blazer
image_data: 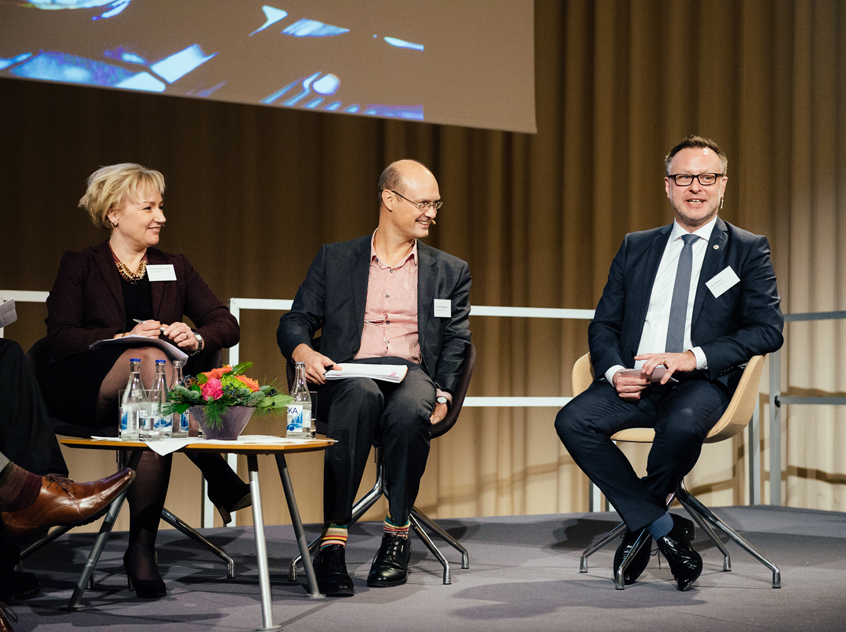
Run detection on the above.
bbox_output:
[433,299,451,318]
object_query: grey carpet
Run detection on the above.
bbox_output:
[10,506,846,631]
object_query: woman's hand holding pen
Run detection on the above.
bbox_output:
[127,319,164,338]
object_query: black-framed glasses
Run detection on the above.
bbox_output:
[390,190,442,212]
[666,173,725,187]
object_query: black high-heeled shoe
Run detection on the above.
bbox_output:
[215,490,252,525]
[123,550,166,598]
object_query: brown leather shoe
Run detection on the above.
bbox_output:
[0,469,134,538]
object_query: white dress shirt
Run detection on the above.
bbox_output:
[604,216,718,384]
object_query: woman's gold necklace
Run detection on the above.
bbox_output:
[109,243,147,284]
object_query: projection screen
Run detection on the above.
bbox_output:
[0,0,536,133]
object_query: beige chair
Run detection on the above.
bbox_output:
[572,353,781,589]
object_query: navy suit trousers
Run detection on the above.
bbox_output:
[555,378,730,532]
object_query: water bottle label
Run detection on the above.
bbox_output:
[287,405,303,432]
[120,409,129,431]
[179,412,190,433]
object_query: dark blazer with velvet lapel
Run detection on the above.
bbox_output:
[588,217,784,392]
[277,235,472,395]
[45,241,239,362]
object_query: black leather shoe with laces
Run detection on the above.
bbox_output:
[313,544,354,597]
[367,534,411,587]
[656,514,702,591]
[613,528,652,585]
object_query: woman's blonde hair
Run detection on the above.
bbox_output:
[79,163,166,230]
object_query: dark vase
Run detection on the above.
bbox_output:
[189,405,255,440]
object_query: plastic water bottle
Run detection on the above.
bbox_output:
[170,360,190,437]
[286,362,313,439]
[120,358,142,440]
[151,359,171,438]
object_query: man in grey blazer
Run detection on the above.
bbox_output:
[277,160,471,596]
[555,136,783,591]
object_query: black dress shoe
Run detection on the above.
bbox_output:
[613,528,652,585]
[0,569,40,601]
[367,534,411,588]
[656,514,702,591]
[313,545,354,597]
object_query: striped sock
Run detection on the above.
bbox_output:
[320,524,348,549]
[384,515,410,539]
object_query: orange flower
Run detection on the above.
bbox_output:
[202,365,233,381]
[236,375,260,392]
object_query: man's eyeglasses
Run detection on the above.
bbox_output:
[666,173,725,187]
[390,190,442,212]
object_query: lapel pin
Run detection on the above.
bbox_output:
[713,245,719,250]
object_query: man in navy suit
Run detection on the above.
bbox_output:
[277,160,471,596]
[555,136,783,591]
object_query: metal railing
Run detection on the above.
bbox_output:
[8,289,841,513]
[768,310,846,505]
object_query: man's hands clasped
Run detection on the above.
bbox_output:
[612,350,697,401]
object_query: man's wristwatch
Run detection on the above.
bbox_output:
[190,332,204,356]
[436,396,449,406]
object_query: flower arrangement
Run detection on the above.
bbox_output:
[165,362,292,428]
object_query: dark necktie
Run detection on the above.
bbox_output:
[665,233,699,353]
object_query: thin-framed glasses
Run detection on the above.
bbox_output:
[666,173,724,187]
[390,190,443,212]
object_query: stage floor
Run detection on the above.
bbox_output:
[12,505,846,631]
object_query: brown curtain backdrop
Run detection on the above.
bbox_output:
[1,0,843,532]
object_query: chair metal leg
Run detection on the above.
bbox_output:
[678,498,732,571]
[19,524,75,560]
[411,506,469,569]
[409,513,451,584]
[676,481,781,588]
[580,521,627,573]
[61,486,129,611]
[161,508,235,578]
[613,529,651,590]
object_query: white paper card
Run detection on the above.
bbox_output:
[0,299,17,328]
[706,266,740,298]
[146,264,177,282]
[433,298,451,318]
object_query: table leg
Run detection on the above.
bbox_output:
[274,453,323,599]
[247,455,282,632]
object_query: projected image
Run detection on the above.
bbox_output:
[0,0,536,133]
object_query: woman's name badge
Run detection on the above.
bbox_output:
[434,299,451,318]
[146,264,177,282]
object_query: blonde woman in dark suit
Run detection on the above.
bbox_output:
[38,164,250,598]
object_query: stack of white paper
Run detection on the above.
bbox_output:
[324,364,408,383]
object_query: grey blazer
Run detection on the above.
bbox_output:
[277,236,471,394]
[588,217,784,393]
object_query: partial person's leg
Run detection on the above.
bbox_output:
[95,347,168,426]
[186,453,250,524]
[124,451,172,597]
[313,377,383,597]
[322,377,384,525]
[0,340,67,475]
[555,381,666,532]
[378,365,435,527]
[642,380,731,508]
